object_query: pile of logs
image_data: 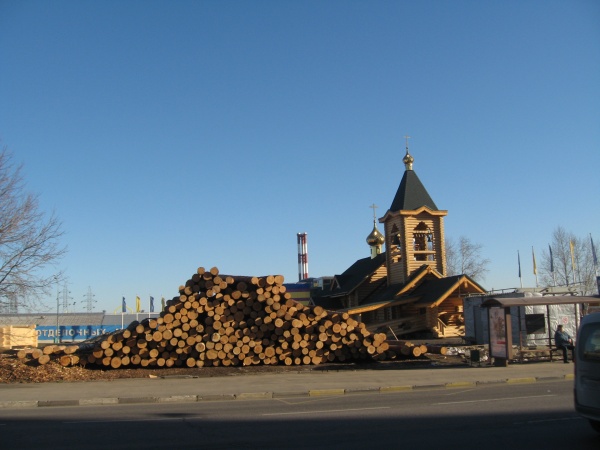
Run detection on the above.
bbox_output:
[16,344,80,366]
[15,267,450,369]
[21,267,396,369]
[84,267,393,368]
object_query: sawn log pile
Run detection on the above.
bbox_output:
[17,267,446,369]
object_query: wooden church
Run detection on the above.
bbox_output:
[313,144,486,338]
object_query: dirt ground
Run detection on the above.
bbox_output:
[0,350,469,384]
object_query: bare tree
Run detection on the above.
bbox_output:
[445,236,490,282]
[540,226,597,295]
[0,149,66,311]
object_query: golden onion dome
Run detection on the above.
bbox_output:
[366,220,385,246]
[403,149,414,170]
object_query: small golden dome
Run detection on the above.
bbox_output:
[366,220,385,246]
[403,149,414,170]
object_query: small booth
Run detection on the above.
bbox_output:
[480,295,600,366]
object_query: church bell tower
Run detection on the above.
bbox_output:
[379,139,448,286]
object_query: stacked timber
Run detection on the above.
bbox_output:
[0,325,37,349]
[75,266,390,369]
[17,344,79,366]
[384,340,426,358]
[384,340,448,359]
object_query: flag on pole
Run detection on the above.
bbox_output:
[592,235,598,267]
[136,296,141,312]
[548,244,554,273]
[122,297,126,313]
[532,247,537,275]
[570,240,576,271]
[150,296,154,313]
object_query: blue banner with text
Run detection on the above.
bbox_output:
[36,325,121,342]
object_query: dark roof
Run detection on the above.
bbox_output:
[365,269,485,307]
[312,253,387,310]
[389,170,438,212]
[363,264,432,306]
[413,275,465,305]
[327,253,386,296]
[312,296,345,311]
[365,282,406,305]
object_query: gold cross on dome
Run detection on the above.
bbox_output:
[369,203,378,221]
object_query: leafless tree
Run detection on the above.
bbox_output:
[0,149,66,311]
[445,235,490,282]
[539,226,597,295]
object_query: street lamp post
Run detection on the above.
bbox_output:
[55,286,60,343]
[54,281,75,343]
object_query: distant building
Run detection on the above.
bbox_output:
[283,281,312,306]
[313,145,485,338]
[0,312,161,343]
[284,277,335,306]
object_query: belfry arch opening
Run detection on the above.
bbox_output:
[412,221,435,261]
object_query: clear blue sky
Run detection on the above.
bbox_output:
[1,0,599,313]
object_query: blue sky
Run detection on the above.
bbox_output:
[1,0,599,313]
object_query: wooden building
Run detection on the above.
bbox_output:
[314,145,485,338]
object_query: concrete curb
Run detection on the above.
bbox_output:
[157,395,198,403]
[236,392,273,400]
[380,385,413,392]
[445,381,477,388]
[0,375,574,409]
[272,391,309,398]
[79,397,119,406]
[0,400,38,409]
[118,396,158,404]
[309,389,345,397]
[38,400,79,407]
[506,377,537,384]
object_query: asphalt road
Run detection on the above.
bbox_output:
[0,380,598,450]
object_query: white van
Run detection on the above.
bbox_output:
[575,312,600,433]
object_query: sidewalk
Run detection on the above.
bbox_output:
[0,361,574,409]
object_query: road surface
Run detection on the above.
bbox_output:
[0,379,597,449]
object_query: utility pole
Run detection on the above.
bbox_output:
[55,281,75,343]
[55,285,60,343]
[84,286,96,312]
[62,281,74,313]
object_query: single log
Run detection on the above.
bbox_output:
[42,345,56,355]
[37,354,51,365]
[16,348,35,359]
[424,344,448,355]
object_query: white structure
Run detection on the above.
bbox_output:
[464,292,588,346]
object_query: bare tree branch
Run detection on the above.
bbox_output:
[445,236,490,282]
[539,226,597,294]
[0,149,66,310]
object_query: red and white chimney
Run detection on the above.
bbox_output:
[297,232,308,281]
